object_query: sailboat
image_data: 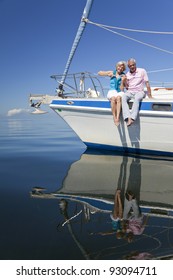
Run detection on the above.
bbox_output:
[29,0,173,156]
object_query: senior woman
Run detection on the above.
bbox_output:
[98,61,126,126]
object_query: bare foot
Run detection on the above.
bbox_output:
[128,194,133,201]
[127,118,134,127]
[115,120,120,126]
[116,117,120,126]
[126,191,135,200]
[113,117,120,126]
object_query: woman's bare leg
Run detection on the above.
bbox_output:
[116,96,122,126]
[112,190,119,219]
[110,97,118,125]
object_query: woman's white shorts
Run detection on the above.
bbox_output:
[107,90,123,100]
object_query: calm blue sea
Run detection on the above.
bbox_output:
[1,109,173,260]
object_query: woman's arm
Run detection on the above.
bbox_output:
[98,70,113,77]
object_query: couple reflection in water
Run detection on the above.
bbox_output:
[109,189,148,243]
[56,155,158,260]
[94,157,149,244]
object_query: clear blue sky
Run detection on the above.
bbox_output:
[1,0,173,115]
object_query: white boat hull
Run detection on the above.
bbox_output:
[50,97,173,156]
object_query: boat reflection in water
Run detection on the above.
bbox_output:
[31,149,173,260]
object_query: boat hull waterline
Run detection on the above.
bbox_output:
[50,98,173,156]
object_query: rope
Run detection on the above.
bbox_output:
[87,20,173,55]
[148,68,173,73]
[62,210,83,226]
[87,20,173,34]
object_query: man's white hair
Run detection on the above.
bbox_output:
[127,58,136,65]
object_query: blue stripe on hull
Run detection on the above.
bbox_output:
[51,99,173,111]
[51,100,111,108]
[54,193,173,216]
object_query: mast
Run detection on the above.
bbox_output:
[58,0,94,95]
[59,199,90,259]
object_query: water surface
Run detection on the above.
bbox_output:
[1,111,173,260]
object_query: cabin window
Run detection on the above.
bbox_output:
[152,103,172,111]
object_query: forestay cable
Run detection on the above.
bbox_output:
[86,20,173,55]
[87,20,173,34]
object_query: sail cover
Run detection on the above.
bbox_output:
[60,0,94,87]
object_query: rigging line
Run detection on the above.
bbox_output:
[62,210,83,227]
[87,19,173,34]
[148,68,173,73]
[88,21,173,55]
[93,230,151,257]
[150,80,173,82]
[95,66,173,76]
[150,81,173,85]
[94,234,161,259]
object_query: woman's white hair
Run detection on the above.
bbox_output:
[116,61,126,71]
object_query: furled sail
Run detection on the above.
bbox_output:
[58,0,94,95]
